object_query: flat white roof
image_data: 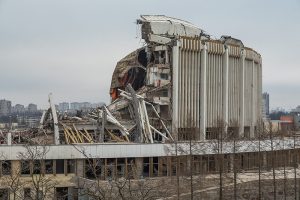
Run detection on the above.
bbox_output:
[0,137,299,160]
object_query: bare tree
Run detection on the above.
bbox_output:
[0,159,25,200]
[18,144,57,200]
[73,145,172,200]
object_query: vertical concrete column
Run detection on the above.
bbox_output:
[7,132,12,145]
[186,156,193,176]
[263,152,267,168]
[222,45,229,132]
[125,158,128,178]
[104,159,107,180]
[68,187,74,200]
[250,60,255,137]
[11,160,20,177]
[239,49,246,136]
[76,160,84,177]
[135,158,143,179]
[200,43,207,141]
[229,154,234,172]
[258,58,263,121]
[172,40,180,138]
[167,157,172,176]
[53,160,57,176]
[158,157,163,176]
[114,158,117,178]
[0,161,2,177]
[64,160,67,176]
[149,157,153,177]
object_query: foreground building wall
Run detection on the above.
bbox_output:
[0,141,299,199]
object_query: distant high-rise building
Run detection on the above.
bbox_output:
[291,105,300,113]
[58,102,70,112]
[81,102,92,109]
[262,92,270,117]
[14,104,25,113]
[92,102,105,108]
[70,102,80,110]
[0,99,12,116]
[27,103,38,112]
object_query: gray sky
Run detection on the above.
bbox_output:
[0,0,299,110]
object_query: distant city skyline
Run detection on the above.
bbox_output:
[0,98,105,110]
[0,0,299,110]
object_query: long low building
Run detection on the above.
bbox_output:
[1,138,300,199]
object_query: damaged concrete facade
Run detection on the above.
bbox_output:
[109,15,262,142]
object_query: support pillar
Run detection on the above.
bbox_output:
[149,157,153,177]
[200,43,207,141]
[250,60,255,137]
[239,49,245,136]
[263,152,267,168]
[222,45,229,134]
[64,160,67,176]
[135,158,143,179]
[76,160,84,177]
[229,154,234,172]
[172,40,180,138]
[7,132,11,145]
[11,160,20,177]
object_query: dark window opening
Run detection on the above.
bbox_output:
[33,160,41,174]
[127,158,135,179]
[85,159,102,179]
[160,73,168,80]
[179,128,197,141]
[24,188,31,199]
[21,161,30,175]
[143,157,150,177]
[244,126,250,138]
[45,160,53,174]
[162,89,168,97]
[152,157,159,177]
[67,160,75,174]
[106,159,115,180]
[138,48,152,67]
[227,127,239,139]
[153,132,163,142]
[56,187,68,200]
[56,160,64,174]
[205,128,219,140]
[2,161,11,175]
[0,189,9,200]
[116,158,125,177]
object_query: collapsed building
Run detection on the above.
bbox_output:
[109,15,262,141]
[1,15,294,200]
[39,15,262,145]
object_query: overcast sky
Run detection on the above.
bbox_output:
[0,0,299,110]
